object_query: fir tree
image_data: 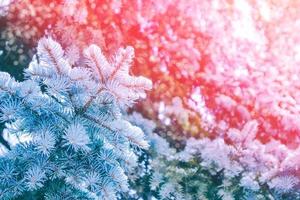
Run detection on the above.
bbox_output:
[128,113,300,200]
[0,37,152,199]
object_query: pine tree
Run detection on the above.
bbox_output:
[128,112,216,200]
[0,37,152,199]
[128,113,300,200]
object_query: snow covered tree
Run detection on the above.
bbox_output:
[128,112,300,200]
[128,112,208,200]
[0,37,152,199]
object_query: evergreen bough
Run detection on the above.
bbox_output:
[0,37,152,199]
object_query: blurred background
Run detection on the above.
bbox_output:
[3,1,300,199]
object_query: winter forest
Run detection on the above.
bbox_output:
[1,0,300,199]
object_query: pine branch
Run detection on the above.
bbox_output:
[0,38,151,199]
[109,47,134,81]
[81,88,104,113]
[82,113,114,132]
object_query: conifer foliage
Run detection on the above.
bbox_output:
[0,37,152,199]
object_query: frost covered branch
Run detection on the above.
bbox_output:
[0,37,151,199]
